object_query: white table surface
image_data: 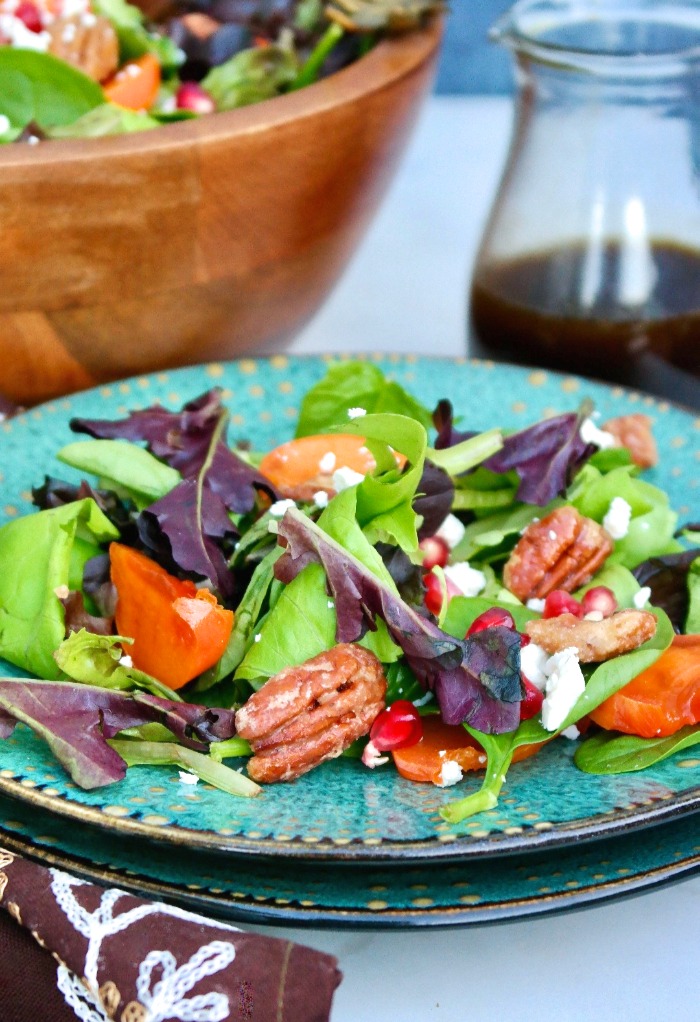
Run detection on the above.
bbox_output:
[252,95,700,1021]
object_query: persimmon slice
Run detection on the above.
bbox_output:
[392,715,542,785]
[590,634,700,738]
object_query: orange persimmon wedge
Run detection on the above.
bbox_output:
[259,433,380,493]
[392,715,542,784]
[590,634,700,738]
[103,53,161,111]
[110,542,234,690]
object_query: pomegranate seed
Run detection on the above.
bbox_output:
[423,571,460,616]
[581,585,617,618]
[520,677,544,720]
[175,82,215,115]
[15,1,43,32]
[419,535,449,570]
[369,700,423,752]
[542,590,584,619]
[466,606,516,636]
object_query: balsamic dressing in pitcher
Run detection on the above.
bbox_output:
[469,240,700,407]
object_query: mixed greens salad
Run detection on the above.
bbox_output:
[0,360,698,824]
[0,0,442,142]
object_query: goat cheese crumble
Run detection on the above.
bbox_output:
[540,647,586,732]
[443,561,486,597]
[435,513,466,550]
[602,496,632,540]
[580,417,616,450]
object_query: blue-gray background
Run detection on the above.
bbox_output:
[436,4,513,93]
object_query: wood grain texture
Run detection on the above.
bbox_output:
[0,20,442,405]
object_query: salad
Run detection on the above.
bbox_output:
[0,359,698,826]
[0,0,443,142]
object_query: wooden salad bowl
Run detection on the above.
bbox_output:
[0,18,442,406]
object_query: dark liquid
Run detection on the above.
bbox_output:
[469,241,700,409]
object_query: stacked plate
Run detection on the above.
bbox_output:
[1,355,699,927]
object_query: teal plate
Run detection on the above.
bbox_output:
[0,355,699,865]
[0,791,699,927]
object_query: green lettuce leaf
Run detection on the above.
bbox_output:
[0,48,102,134]
[0,500,120,679]
[295,361,432,436]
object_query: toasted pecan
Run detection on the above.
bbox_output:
[503,506,613,602]
[525,609,657,662]
[602,413,658,469]
[235,643,386,782]
[48,14,119,83]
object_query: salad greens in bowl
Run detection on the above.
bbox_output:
[0,0,444,142]
[0,356,698,861]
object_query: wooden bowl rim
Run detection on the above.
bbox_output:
[0,17,442,166]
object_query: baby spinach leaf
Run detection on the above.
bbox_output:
[235,562,337,687]
[574,725,700,775]
[295,361,432,436]
[0,49,103,132]
[58,440,181,505]
[0,500,119,679]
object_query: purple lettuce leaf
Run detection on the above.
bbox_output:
[275,509,521,732]
[414,461,455,540]
[633,548,700,632]
[0,680,237,788]
[483,409,595,506]
[432,399,476,449]
[70,390,224,474]
[71,388,276,516]
[138,478,237,598]
[58,590,113,637]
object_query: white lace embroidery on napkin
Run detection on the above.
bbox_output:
[49,868,238,1022]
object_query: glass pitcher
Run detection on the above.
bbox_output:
[468,0,700,407]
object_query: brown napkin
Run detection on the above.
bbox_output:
[0,845,341,1022]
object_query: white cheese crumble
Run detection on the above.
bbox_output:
[443,561,486,597]
[178,771,199,785]
[118,654,134,669]
[347,406,367,419]
[540,647,586,732]
[633,586,652,609]
[526,597,546,613]
[312,489,329,508]
[361,740,389,769]
[602,496,632,540]
[519,641,549,691]
[0,14,50,50]
[268,498,296,517]
[561,724,581,740]
[437,760,464,787]
[318,451,336,474]
[332,465,365,491]
[580,417,616,450]
[435,513,466,550]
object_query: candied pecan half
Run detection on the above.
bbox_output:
[602,413,658,469]
[503,506,613,602]
[525,609,657,663]
[48,15,119,83]
[235,644,387,783]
